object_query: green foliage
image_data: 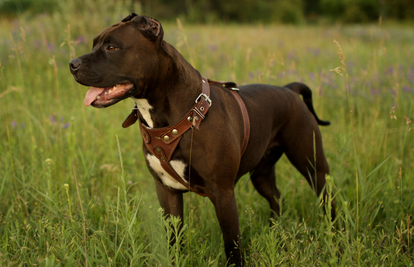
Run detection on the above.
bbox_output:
[2,0,414,24]
[320,0,380,23]
[270,0,305,24]
[1,0,414,265]
[0,0,59,15]
[384,0,414,20]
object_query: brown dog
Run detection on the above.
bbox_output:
[69,13,335,266]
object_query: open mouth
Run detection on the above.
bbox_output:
[84,83,135,107]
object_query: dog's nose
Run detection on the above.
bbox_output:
[69,58,82,72]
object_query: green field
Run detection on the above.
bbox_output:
[1,1,414,266]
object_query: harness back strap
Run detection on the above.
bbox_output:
[208,79,250,155]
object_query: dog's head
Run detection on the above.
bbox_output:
[69,13,164,108]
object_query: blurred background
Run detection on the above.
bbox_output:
[1,0,414,24]
[1,0,413,266]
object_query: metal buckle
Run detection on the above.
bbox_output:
[195,93,212,106]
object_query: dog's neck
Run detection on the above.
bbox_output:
[134,41,203,128]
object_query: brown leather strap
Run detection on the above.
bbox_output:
[207,79,237,89]
[229,90,250,155]
[137,78,210,196]
[122,106,139,128]
[122,77,250,196]
[208,79,250,156]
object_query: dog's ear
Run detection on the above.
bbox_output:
[132,15,164,44]
[122,13,138,22]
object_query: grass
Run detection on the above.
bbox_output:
[1,1,414,266]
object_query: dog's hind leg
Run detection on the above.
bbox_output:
[283,128,336,220]
[250,147,284,218]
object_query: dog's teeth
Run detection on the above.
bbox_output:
[108,89,112,93]
[96,95,101,100]
[105,92,108,95]
[113,85,117,90]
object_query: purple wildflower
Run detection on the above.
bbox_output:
[309,73,315,81]
[208,44,218,52]
[76,35,86,44]
[403,85,412,93]
[47,43,55,52]
[50,115,56,123]
[370,88,380,95]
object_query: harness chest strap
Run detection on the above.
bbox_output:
[139,78,211,196]
[122,77,250,196]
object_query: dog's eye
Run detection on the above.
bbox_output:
[107,45,118,51]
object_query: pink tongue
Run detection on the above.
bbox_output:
[84,87,105,106]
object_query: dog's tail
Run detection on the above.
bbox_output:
[284,82,330,126]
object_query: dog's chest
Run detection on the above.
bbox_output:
[146,154,188,190]
[132,97,154,128]
[131,98,189,190]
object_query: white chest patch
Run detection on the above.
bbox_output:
[131,97,154,128]
[146,154,188,190]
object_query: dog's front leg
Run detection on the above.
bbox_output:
[209,188,243,267]
[154,180,184,246]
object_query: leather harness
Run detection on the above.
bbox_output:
[122,77,250,196]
